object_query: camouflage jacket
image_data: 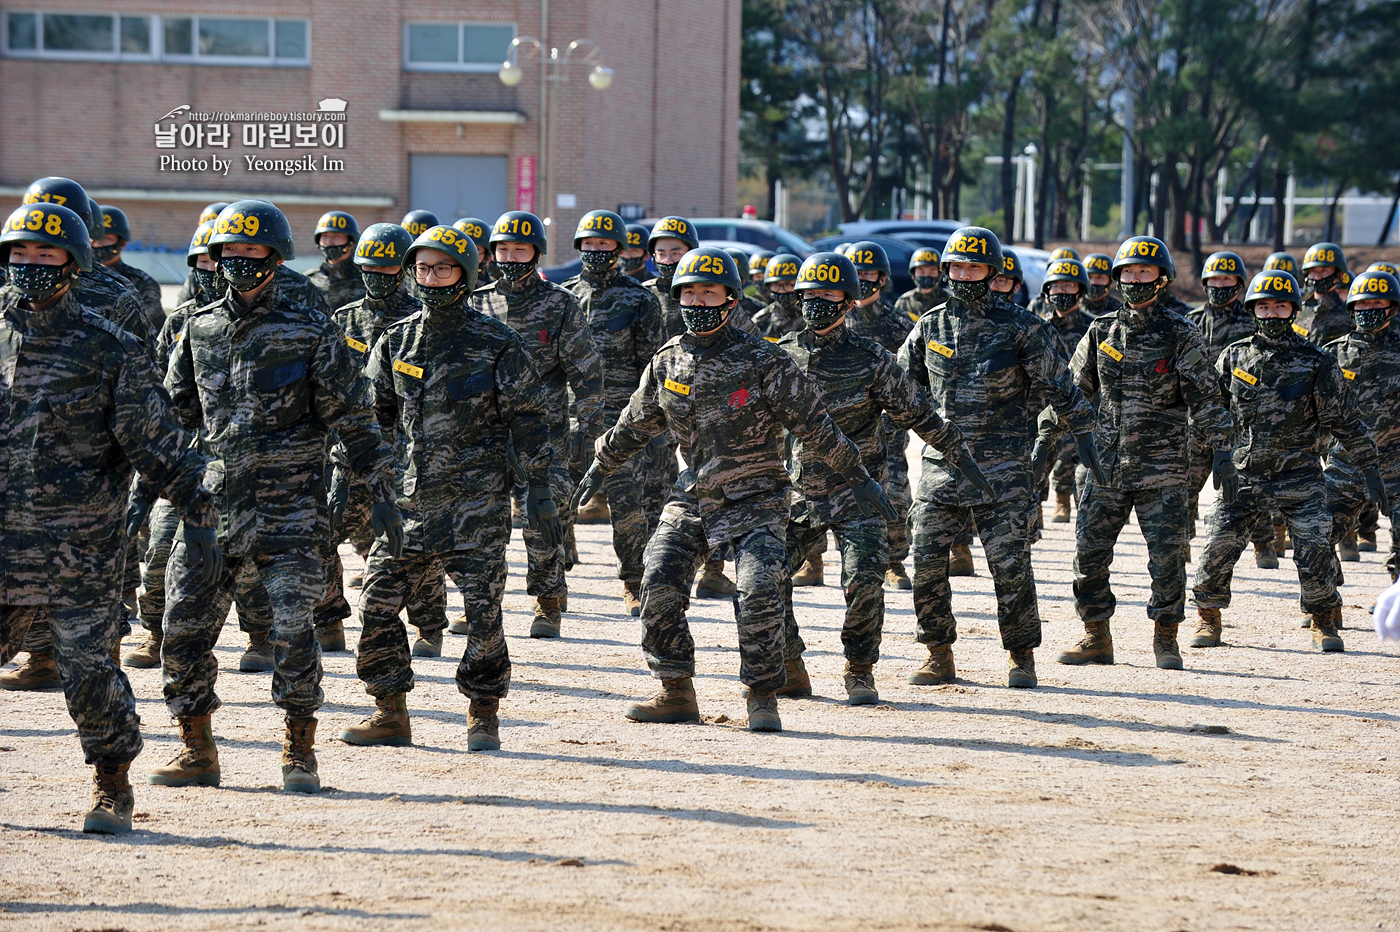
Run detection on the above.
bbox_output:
[778,324,965,526]
[366,297,553,552]
[1158,288,1193,317]
[1081,294,1123,318]
[307,257,366,312]
[472,273,605,441]
[157,298,206,373]
[645,276,685,340]
[894,286,944,325]
[109,259,166,331]
[751,299,804,341]
[1038,306,1096,362]
[846,298,912,355]
[1216,330,1376,480]
[0,288,212,607]
[1324,326,1400,478]
[1296,290,1351,347]
[595,323,865,547]
[564,267,665,413]
[333,282,421,373]
[177,264,329,317]
[72,264,153,354]
[1188,298,1255,367]
[898,294,1095,505]
[1064,302,1233,489]
[167,280,394,556]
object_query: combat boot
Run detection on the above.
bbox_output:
[530,596,562,639]
[467,697,501,751]
[1358,529,1378,552]
[1189,607,1222,648]
[694,560,737,599]
[792,554,824,586]
[884,561,912,590]
[122,628,162,669]
[621,581,643,617]
[1055,620,1114,665]
[1310,608,1344,653]
[1008,649,1037,688]
[949,543,975,576]
[83,762,133,835]
[1153,622,1184,670]
[908,645,955,685]
[412,629,443,657]
[1052,492,1072,523]
[315,619,346,653]
[624,677,700,723]
[148,714,220,787]
[281,715,320,793]
[1274,521,1290,553]
[339,694,411,746]
[1338,531,1360,563]
[746,691,782,732]
[844,662,879,706]
[576,491,610,524]
[239,632,274,673]
[448,612,471,635]
[777,657,812,697]
[0,651,61,691]
[1254,542,1279,570]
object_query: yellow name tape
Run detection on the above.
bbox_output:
[1292,323,1309,337]
[763,336,780,343]
[346,336,368,353]
[663,378,691,396]
[928,340,954,358]
[1233,367,1258,385]
[1342,368,1357,380]
[393,360,423,379]
[1098,341,1123,362]
[908,311,920,322]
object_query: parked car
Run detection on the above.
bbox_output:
[683,219,818,257]
[837,219,965,238]
[812,233,921,297]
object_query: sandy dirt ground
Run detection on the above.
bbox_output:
[2,465,1398,932]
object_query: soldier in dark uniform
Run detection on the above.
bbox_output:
[174,202,231,304]
[401,210,439,238]
[94,205,164,331]
[1296,242,1353,347]
[751,253,804,340]
[747,250,775,305]
[452,218,494,285]
[894,247,946,323]
[1081,253,1121,317]
[306,210,365,311]
[622,222,651,282]
[645,216,700,340]
[1035,257,1097,525]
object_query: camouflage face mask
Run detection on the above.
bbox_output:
[361,269,401,300]
[948,278,990,305]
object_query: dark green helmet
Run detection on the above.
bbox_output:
[1043,256,1088,290]
[747,249,775,278]
[1084,253,1113,277]
[23,177,99,239]
[1000,249,1025,284]
[1302,242,1345,272]
[1050,247,1080,261]
[1346,269,1399,308]
[1201,251,1246,284]
[573,209,626,250]
[625,223,650,251]
[908,246,940,274]
[1340,268,1353,291]
[941,226,1003,273]
[199,202,231,225]
[489,211,548,255]
[1243,269,1302,313]
[101,205,132,243]
[208,200,295,262]
[452,217,492,254]
[1263,252,1298,274]
[404,225,480,305]
[795,251,862,301]
[647,215,699,252]
[670,246,744,301]
[314,210,359,244]
[187,219,217,267]
[764,253,802,284]
[1,202,93,270]
[1367,261,1399,277]
[844,241,891,276]
[401,210,440,237]
[353,223,414,268]
[724,247,752,275]
[1111,235,1175,281]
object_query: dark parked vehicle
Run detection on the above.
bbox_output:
[812,233,925,298]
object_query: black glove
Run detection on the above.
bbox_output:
[126,491,153,540]
[181,524,223,587]
[570,461,607,512]
[568,431,588,469]
[955,446,993,497]
[1075,433,1106,486]
[328,467,350,536]
[647,433,671,461]
[526,485,563,550]
[371,500,405,558]
[847,472,898,522]
[1029,438,1050,487]
[1211,450,1239,505]
[1364,466,1391,515]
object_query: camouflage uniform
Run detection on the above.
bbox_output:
[1193,331,1377,615]
[177,264,328,317]
[898,293,1095,652]
[0,287,213,766]
[163,280,394,720]
[750,298,804,341]
[473,272,604,598]
[306,258,366,312]
[777,324,967,665]
[564,265,666,586]
[108,258,166,331]
[647,273,685,340]
[1324,325,1400,580]
[1295,289,1351,347]
[894,285,945,323]
[357,299,552,700]
[593,322,865,691]
[1038,305,1097,498]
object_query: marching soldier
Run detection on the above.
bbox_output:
[645,215,700,339]
[94,205,165,330]
[401,210,439,237]
[894,246,946,322]
[452,218,494,284]
[1035,257,1096,525]
[306,210,365,310]
[992,248,1028,308]
[747,250,775,304]
[1081,253,1120,316]
[751,253,804,340]
[175,202,232,303]
[622,222,652,281]
[1296,242,1353,347]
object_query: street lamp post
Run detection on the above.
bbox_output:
[500,37,612,257]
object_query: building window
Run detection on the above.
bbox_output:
[2,12,309,65]
[403,21,514,72]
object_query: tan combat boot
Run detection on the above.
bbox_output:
[530,596,562,639]
[467,697,501,750]
[621,581,643,617]
[1254,542,1279,570]
[412,629,443,657]
[844,662,879,706]
[1190,607,1222,648]
[148,714,220,787]
[315,619,347,653]
[694,560,737,599]
[1055,620,1114,665]
[1338,531,1361,563]
[282,716,321,793]
[1052,492,1072,523]
[0,651,61,691]
[448,612,471,635]
[948,544,975,576]
[576,491,610,524]
[624,677,700,723]
[1358,529,1378,552]
[1310,608,1344,653]
[907,645,955,685]
[122,628,163,669]
[1153,622,1183,670]
[1274,521,1290,553]
[340,694,411,747]
[239,632,275,673]
[884,561,912,590]
[777,656,812,697]
[792,554,824,586]
[1008,649,1038,688]
[83,762,134,835]
[746,691,782,732]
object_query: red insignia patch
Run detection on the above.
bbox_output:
[729,384,750,408]
[1155,358,1170,374]
[539,329,550,344]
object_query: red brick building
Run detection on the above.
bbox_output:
[0,1,740,259]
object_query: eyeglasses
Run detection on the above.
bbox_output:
[412,263,458,281]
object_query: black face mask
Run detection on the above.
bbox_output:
[775,290,800,311]
[416,276,467,310]
[191,267,222,300]
[622,256,647,276]
[1118,279,1163,306]
[495,259,537,282]
[1304,272,1338,299]
[1206,284,1241,307]
[858,279,882,300]
[681,299,732,334]
[801,296,850,330]
[93,243,120,265]
[1047,292,1080,314]
[653,260,679,281]
[8,262,73,302]
[580,249,618,275]
[949,278,990,305]
[361,269,401,300]
[320,243,350,263]
[1086,282,1110,302]
[915,275,939,291]
[1354,307,1392,333]
[1255,315,1293,339]
[220,254,279,292]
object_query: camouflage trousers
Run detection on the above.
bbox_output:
[1048,433,1078,496]
[639,500,789,692]
[783,513,888,665]
[1073,476,1189,626]
[910,495,1041,651]
[1193,469,1341,615]
[0,600,142,766]
[140,498,273,638]
[162,545,325,719]
[640,437,680,538]
[884,429,912,563]
[22,529,140,653]
[1187,428,1273,545]
[602,448,651,584]
[1326,462,1399,581]
[355,500,512,700]
[511,461,577,598]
